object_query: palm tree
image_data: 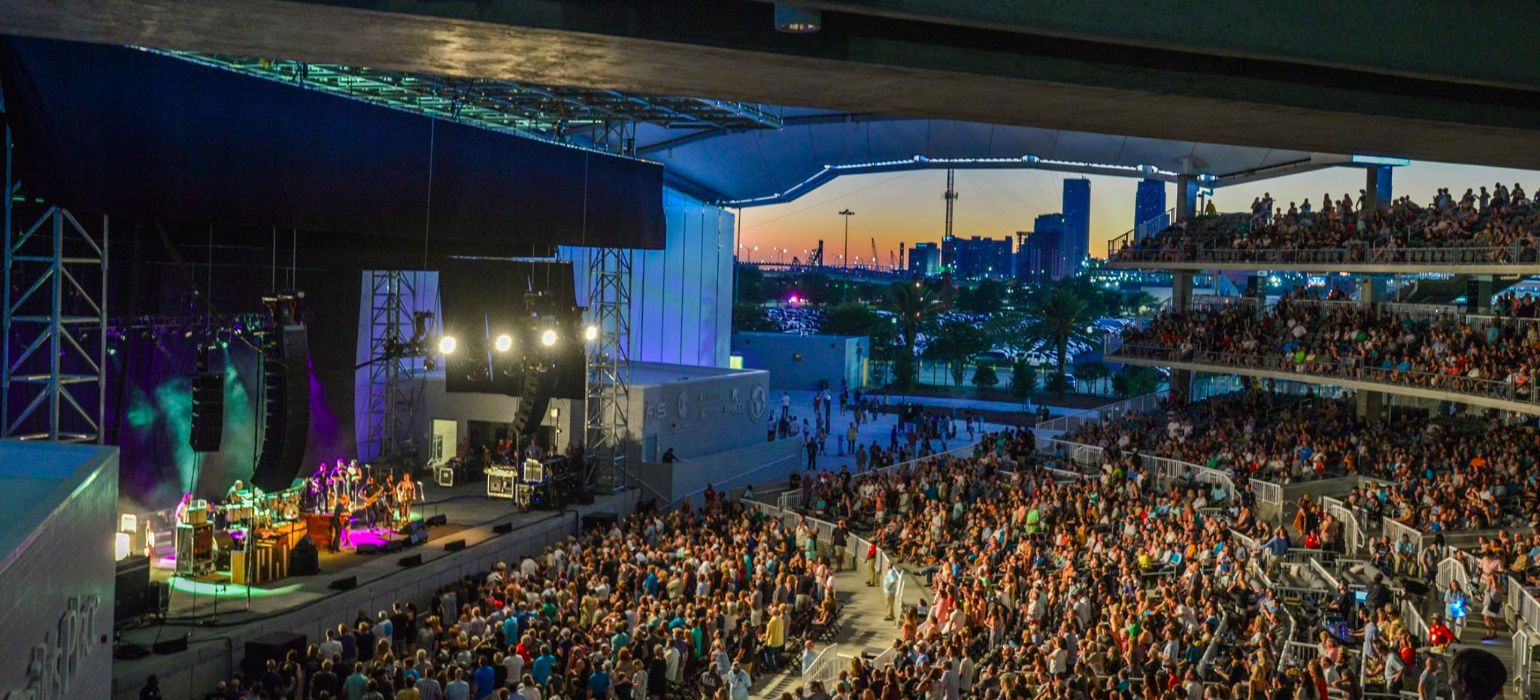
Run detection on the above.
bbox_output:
[1025,288,1099,395]
[885,282,945,390]
[885,281,944,357]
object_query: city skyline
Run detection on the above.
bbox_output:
[736,160,1540,267]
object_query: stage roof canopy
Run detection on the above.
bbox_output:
[158,52,1352,208]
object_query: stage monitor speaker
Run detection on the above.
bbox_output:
[328,576,357,591]
[147,581,170,617]
[443,539,466,552]
[382,540,404,554]
[243,632,306,676]
[189,372,224,452]
[289,537,319,576]
[152,636,188,655]
[581,512,618,532]
[355,543,379,555]
[114,555,151,625]
[252,325,310,491]
[398,554,423,568]
[425,514,448,527]
[403,521,429,546]
[492,522,513,535]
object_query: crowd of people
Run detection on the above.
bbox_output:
[1117,295,1540,402]
[192,488,851,700]
[787,426,1516,699]
[1113,182,1540,264]
[1058,388,1540,536]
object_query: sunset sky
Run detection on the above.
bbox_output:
[735,161,1540,267]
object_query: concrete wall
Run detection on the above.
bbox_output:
[0,442,118,700]
[634,437,802,504]
[731,332,867,391]
[561,187,735,369]
[627,367,769,463]
[411,373,584,459]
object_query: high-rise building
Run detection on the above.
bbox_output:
[1017,214,1068,281]
[1062,178,1091,272]
[1134,178,1167,239]
[943,236,1013,279]
[908,242,941,276]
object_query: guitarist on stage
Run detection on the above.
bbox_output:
[330,495,352,552]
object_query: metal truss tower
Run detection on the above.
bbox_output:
[584,247,633,491]
[2,89,108,442]
[362,270,417,463]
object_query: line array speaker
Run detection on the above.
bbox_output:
[252,325,310,491]
[189,372,224,452]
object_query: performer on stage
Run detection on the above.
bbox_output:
[173,492,194,524]
[225,480,248,504]
[330,495,352,552]
[394,473,415,524]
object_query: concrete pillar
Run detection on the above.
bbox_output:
[1363,167,1380,214]
[1357,277,1384,306]
[1176,174,1197,222]
[1172,270,1194,311]
[1465,275,1495,314]
[1376,166,1394,208]
[1356,390,1384,422]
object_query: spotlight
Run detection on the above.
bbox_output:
[438,336,458,355]
[583,325,599,342]
[540,329,557,347]
[494,334,513,353]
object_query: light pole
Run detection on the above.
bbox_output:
[839,209,855,270]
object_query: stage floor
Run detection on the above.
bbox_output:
[113,481,632,699]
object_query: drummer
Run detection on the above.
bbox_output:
[225,480,249,504]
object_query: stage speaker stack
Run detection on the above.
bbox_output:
[288,537,319,576]
[189,372,224,452]
[114,555,151,626]
[252,326,311,491]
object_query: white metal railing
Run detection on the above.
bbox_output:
[802,643,844,683]
[1436,556,1471,593]
[1321,496,1364,556]
[1309,557,1341,590]
[1380,518,1425,558]
[1401,598,1429,644]
[1513,627,1534,699]
[1032,390,1168,439]
[1251,478,1284,511]
[1509,577,1540,637]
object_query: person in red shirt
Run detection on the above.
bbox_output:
[1428,614,1456,648]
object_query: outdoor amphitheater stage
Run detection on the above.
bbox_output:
[110,482,638,700]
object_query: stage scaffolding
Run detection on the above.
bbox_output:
[362,270,418,463]
[2,87,108,442]
[584,247,633,491]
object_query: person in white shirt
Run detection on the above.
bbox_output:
[727,662,753,700]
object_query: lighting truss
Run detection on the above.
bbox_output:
[148,50,783,150]
[2,207,108,443]
[584,247,632,492]
[363,270,418,463]
[2,85,108,443]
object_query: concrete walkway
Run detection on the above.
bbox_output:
[775,389,1025,475]
[751,554,930,699]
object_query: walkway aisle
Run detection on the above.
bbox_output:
[752,560,925,699]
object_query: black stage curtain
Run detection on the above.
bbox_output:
[0,37,666,252]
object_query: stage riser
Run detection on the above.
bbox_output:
[111,491,637,700]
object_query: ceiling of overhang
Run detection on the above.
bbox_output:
[630,114,1340,206]
[160,51,1348,206]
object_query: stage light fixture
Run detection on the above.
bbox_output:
[540,329,557,347]
[583,325,599,341]
[114,532,131,561]
[494,334,513,353]
[438,336,458,355]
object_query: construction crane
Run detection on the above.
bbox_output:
[809,239,825,267]
[870,238,879,271]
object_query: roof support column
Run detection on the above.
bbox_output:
[1175,173,1197,223]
